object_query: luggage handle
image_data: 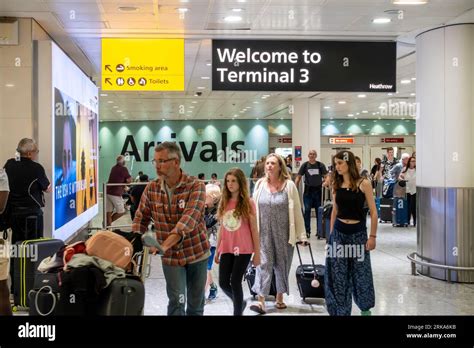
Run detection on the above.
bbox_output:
[321,186,332,205]
[295,243,316,271]
[31,285,57,316]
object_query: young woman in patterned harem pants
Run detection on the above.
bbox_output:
[325,151,378,316]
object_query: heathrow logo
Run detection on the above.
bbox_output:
[369,83,393,90]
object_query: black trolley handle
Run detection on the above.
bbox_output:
[295,243,316,270]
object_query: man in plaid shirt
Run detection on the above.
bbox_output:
[132,141,210,316]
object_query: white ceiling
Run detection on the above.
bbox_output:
[1,0,473,121]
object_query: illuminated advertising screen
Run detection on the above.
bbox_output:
[52,43,98,240]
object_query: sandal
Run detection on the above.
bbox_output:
[249,303,266,315]
[275,302,287,309]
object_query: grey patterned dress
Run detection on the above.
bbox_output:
[253,185,294,296]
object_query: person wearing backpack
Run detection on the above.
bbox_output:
[295,150,328,238]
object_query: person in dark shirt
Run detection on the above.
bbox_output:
[325,150,377,316]
[106,155,132,227]
[294,150,328,238]
[130,174,148,220]
[4,138,51,243]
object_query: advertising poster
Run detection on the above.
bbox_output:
[54,88,98,230]
[51,42,99,240]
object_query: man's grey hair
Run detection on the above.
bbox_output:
[17,138,37,155]
[155,141,181,163]
[401,153,410,160]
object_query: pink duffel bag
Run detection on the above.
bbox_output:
[85,230,133,270]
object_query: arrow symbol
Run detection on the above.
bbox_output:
[105,78,112,85]
[105,65,112,72]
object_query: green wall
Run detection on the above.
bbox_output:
[99,119,291,189]
[321,119,415,135]
[98,118,413,189]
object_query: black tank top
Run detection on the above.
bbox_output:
[336,181,366,221]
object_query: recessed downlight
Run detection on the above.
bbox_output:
[392,0,428,4]
[373,17,391,24]
[224,15,242,22]
[338,100,346,104]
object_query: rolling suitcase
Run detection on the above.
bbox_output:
[392,197,409,227]
[97,276,145,316]
[317,188,332,239]
[13,238,64,309]
[244,263,277,299]
[379,197,393,223]
[295,243,325,301]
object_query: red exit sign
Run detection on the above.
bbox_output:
[329,137,354,144]
[382,137,404,143]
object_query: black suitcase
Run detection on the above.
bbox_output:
[97,276,145,316]
[379,197,393,223]
[13,238,64,308]
[244,263,277,299]
[316,188,332,240]
[295,244,325,301]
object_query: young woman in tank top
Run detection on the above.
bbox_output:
[325,150,378,316]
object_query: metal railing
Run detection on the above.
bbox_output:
[407,252,474,283]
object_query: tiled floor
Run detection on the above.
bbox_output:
[95,203,474,316]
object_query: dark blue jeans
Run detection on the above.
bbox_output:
[303,188,322,234]
[162,258,208,316]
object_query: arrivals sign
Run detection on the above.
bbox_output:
[329,137,354,144]
[212,40,396,92]
[101,39,184,91]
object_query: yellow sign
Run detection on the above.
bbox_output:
[101,39,184,91]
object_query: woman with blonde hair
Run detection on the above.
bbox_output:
[250,154,308,314]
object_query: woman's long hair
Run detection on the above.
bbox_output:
[265,153,292,182]
[331,150,361,191]
[402,156,416,174]
[218,167,252,220]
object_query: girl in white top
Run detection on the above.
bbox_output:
[399,156,416,226]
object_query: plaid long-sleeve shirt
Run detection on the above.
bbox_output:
[132,171,210,266]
